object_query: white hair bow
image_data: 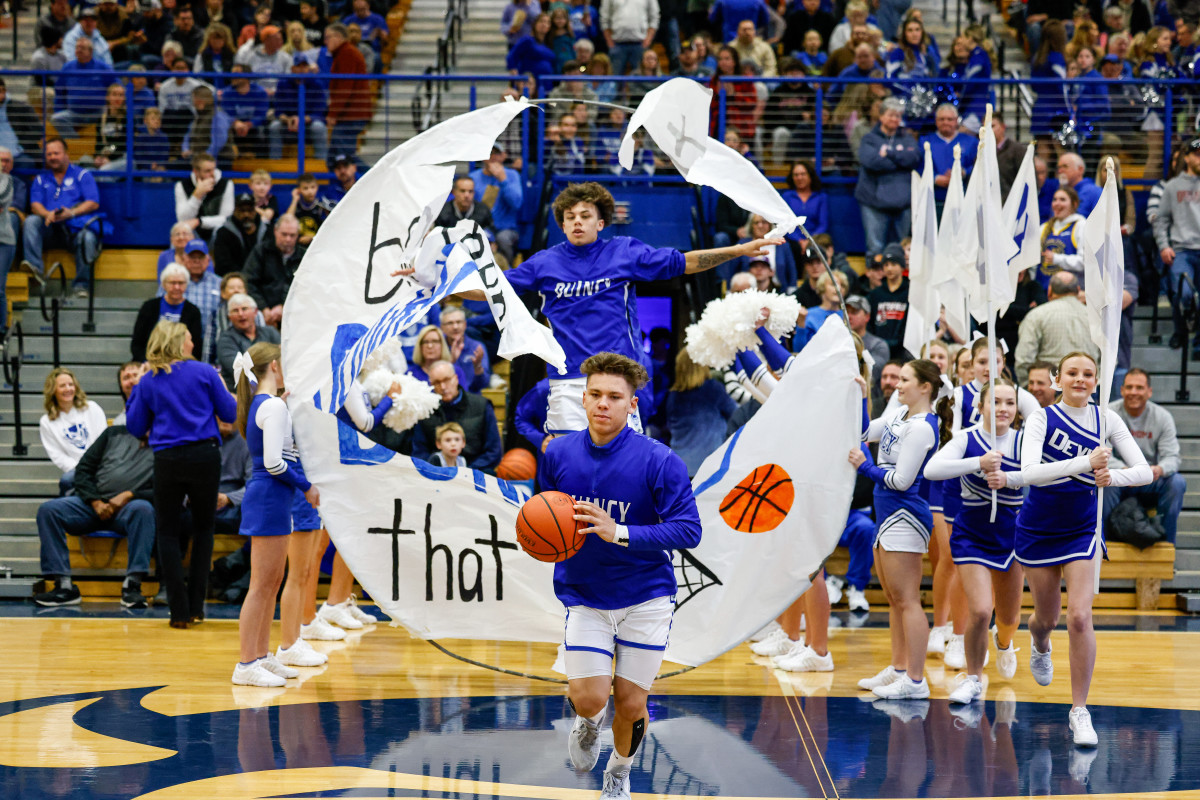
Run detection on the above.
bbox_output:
[937,374,955,402]
[969,331,1010,355]
[232,351,258,387]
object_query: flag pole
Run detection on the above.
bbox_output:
[1093,158,1117,593]
[982,105,999,522]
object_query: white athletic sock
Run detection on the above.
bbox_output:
[608,749,634,770]
[585,709,604,727]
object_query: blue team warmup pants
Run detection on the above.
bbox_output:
[838,509,876,590]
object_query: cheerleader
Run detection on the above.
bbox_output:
[953,337,1042,431]
[1039,186,1084,291]
[1029,20,1069,156]
[852,359,947,700]
[1016,352,1152,745]
[1137,27,1175,178]
[887,17,937,133]
[924,378,1026,704]
[232,342,321,687]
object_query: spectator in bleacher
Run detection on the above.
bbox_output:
[1025,360,1057,407]
[920,104,978,205]
[506,13,557,79]
[1029,19,1069,151]
[287,173,327,244]
[766,58,815,160]
[133,264,204,361]
[601,0,659,75]
[270,54,329,163]
[218,64,270,157]
[215,273,261,336]
[37,0,76,52]
[216,292,281,388]
[793,243,824,306]
[855,98,918,259]
[0,80,42,171]
[133,0,172,69]
[343,0,388,53]
[244,213,305,327]
[846,293,889,385]
[176,239,222,363]
[867,242,910,357]
[573,37,595,65]
[823,22,871,76]
[1014,271,1097,382]
[1175,18,1197,61]
[97,0,142,66]
[1154,138,1200,355]
[440,305,491,393]
[296,4,326,50]
[502,0,543,47]
[321,154,358,206]
[796,270,850,350]
[91,82,129,174]
[39,367,108,496]
[158,221,194,278]
[1105,369,1187,542]
[409,324,472,386]
[183,84,234,164]
[112,361,147,426]
[49,38,114,138]
[64,7,115,67]
[828,43,879,110]
[175,153,235,243]
[708,0,768,45]
[1056,151,1101,216]
[126,65,157,117]
[547,61,599,107]
[32,409,157,609]
[323,23,371,168]
[730,18,777,77]
[779,160,827,257]
[248,169,279,227]
[992,113,1026,199]
[941,33,994,134]
[1114,0,1153,35]
[729,214,798,288]
[286,18,319,59]
[666,347,737,477]
[829,1,878,53]
[22,139,102,298]
[32,28,68,80]
[709,46,757,140]
[214,195,268,275]
[194,23,237,87]
[125,320,238,627]
[238,3,282,49]
[195,0,232,29]
[234,24,291,92]
[584,53,619,103]
[158,58,201,158]
[783,0,837,57]
[436,175,495,231]
[623,49,664,106]
[345,22,380,74]
[0,149,23,336]
[168,6,205,59]
[411,360,502,472]
[671,37,711,77]
[469,145,522,263]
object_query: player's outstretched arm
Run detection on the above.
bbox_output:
[683,237,785,274]
[389,265,490,302]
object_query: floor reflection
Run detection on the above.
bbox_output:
[0,689,1194,798]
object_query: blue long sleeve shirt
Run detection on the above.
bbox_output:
[467,166,523,232]
[125,360,238,451]
[514,378,550,451]
[539,425,702,609]
[920,131,978,201]
[779,190,828,242]
[272,77,329,119]
[220,83,271,126]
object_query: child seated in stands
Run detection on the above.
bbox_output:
[430,422,469,468]
[249,169,278,227]
[287,173,327,245]
[135,108,171,173]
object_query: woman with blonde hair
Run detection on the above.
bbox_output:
[665,348,737,478]
[125,321,238,628]
[39,367,107,495]
[232,341,325,687]
[408,324,471,387]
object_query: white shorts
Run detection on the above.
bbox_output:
[874,515,931,554]
[547,377,643,436]
[564,595,674,691]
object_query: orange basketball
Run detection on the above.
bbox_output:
[720,464,795,533]
[496,448,538,481]
[515,491,586,562]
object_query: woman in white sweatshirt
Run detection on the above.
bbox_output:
[39,368,108,495]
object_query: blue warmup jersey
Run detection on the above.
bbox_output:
[505,236,686,378]
[538,426,701,610]
[951,426,1022,570]
[1016,403,1102,566]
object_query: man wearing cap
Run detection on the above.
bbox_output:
[469,145,523,262]
[235,24,291,92]
[794,244,825,307]
[63,7,114,66]
[341,0,388,52]
[22,138,102,299]
[867,243,910,358]
[846,294,889,384]
[167,239,222,363]
[269,53,329,164]
[166,6,203,59]
[435,175,495,231]
[213,194,268,275]
[1153,138,1200,358]
[220,64,271,157]
[175,152,235,243]
[321,154,358,207]
[323,23,370,168]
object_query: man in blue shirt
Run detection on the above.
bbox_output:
[709,0,769,43]
[1057,151,1101,217]
[342,0,389,52]
[321,154,358,207]
[179,239,222,364]
[269,55,330,165]
[220,64,271,158]
[468,145,523,263]
[21,138,102,298]
[50,36,114,138]
[538,352,701,798]
[439,305,490,392]
[919,103,979,205]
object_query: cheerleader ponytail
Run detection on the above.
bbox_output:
[234,342,282,438]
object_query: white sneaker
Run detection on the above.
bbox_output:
[874,699,930,722]
[993,627,1018,679]
[825,574,845,605]
[858,665,901,691]
[232,659,286,687]
[1069,746,1099,783]
[873,675,931,700]
[749,619,783,642]
[1030,635,1054,686]
[345,594,379,624]
[944,634,966,669]
[318,600,364,630]
[1069,706,1098,747]
[750,628,796,657]
[599,762,631,799]
[948,673,983,705]
[770,638,808,666]
[847,586,870,612]
[776,644,835,673]
[260,652,299,679]
[567,713,603,770]
[927,624,949,654]
[301,617,347,641]
[276,638,328,667]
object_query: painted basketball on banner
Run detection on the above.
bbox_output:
[719,464,795,533]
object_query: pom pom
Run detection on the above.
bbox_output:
[685,290,802,368]
[380,373,441,434]
[359,368,399,405]
[360,337,408,379]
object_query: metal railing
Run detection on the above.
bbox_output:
[1,321,26,457]
[411,0,470,133]
[40,261,67,367]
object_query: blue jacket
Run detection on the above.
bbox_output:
[506,34,556,78]
[1030,52,1068,135]
[134,126,170,168]
[125,359,238,451]
[56,58,115,115]
[1071,68,1110,131]
[220,83,271,126]
[272,77,329,119]
[1038,176,1059,221]
[1071,176,1102,217]
[514,378,550,453]
[920,131,978,201]
[855,124,921,210]
[182,108,233,159]
[467,166,523,231]
[709,0,769,43]
[539,425,702,609]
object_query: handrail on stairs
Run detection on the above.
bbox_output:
[1,321,27,457]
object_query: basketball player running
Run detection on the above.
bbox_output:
[1016,352,1151,746]
[538,352,701,799]
[446,182,781,436]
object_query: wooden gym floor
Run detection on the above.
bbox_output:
[1,605,1200,799]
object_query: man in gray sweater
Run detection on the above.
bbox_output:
[1105,368,1188,543]
[1152,137,1200,357]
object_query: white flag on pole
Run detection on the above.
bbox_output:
[904,142,940,357]
[1002,144,1042,286]
[963,108,1020,322]
[932,146,974,339]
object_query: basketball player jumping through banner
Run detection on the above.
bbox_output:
[537,352,701,799]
